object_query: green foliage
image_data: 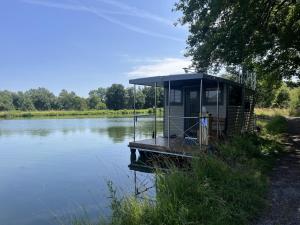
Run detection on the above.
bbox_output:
[125,87,145,109]
[99,134,282,225]
[255,81,300,114]
[265,116,288,135]
[175,0,300,82]
[58,90,87,111]
[12,92,35,111]
[289,87,300,116]
[0,84,163,112]
[96,102,107,110]
[272,85,290,108]
[88,88,107,110]
[0,91,15,111]
[143,87,164,108]
[25,88,56,110]
[106,84,126,110]
[88,95,101,109]
[89,88,106,102]
[256,80,281,108]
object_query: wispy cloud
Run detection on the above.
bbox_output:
[95,0,177,27]
[21,0,184,42]
[22,0,87,11]
[127,57,192,77]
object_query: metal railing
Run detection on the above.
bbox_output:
[133,114,161,142]
[167,115,211,149]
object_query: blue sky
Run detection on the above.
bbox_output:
[0,0,190,96]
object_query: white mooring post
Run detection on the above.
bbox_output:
[199,79,203,150]
[133,84,136,142]
[168,80,171,148]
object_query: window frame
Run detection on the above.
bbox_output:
[166,88,183,106]
[203,86,224,105]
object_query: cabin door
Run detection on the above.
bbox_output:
[184,87,200,138]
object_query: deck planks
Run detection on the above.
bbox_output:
[128,137,206,157]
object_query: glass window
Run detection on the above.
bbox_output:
[190,91,197,99]
[204,88,223,105]
[167,89,182,105]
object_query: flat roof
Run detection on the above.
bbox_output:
[129,73,245,87]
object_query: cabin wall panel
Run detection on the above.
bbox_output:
[163,89,184,138]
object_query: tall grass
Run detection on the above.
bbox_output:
[102,138,280,225]
[69,114,287,225]
[93,132,283,225]
[255,108,289,117]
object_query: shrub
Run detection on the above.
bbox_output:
[265,116,288,135]
[272,86,290,108]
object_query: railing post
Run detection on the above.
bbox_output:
[168,80,171,148]
[199,79,203,150]
[133,84,136,142]
[154,82,157,144]
[208,114,212,144]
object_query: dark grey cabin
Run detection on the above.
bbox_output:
[128,73,255,157]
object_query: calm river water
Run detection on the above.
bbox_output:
[0,117,162,225]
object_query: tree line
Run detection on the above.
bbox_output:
[0,84,164,111]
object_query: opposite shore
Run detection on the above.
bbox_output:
[0,108,293,119]
[0,108,164,119]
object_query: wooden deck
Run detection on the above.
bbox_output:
[128,137,206,157]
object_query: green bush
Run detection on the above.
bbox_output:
[265,116,288,135]
[272,86,290,108]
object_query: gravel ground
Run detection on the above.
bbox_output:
[255,117,300,225]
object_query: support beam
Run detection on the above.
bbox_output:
[134,171,137,196]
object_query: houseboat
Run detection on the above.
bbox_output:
[128,73,255,157]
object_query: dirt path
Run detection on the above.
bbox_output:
[255,117,300,225]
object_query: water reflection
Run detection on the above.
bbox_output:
[128,151,191,198]
[129,151,191,173]
[0,118,163,142]
[0,117,164,225]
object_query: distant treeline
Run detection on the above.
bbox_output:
[0,84,164,111]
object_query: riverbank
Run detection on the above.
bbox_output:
[73,116,288,225]
[0,108,295,119]
[0,108,163,119]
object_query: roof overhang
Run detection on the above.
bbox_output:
[129,73,250,89]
